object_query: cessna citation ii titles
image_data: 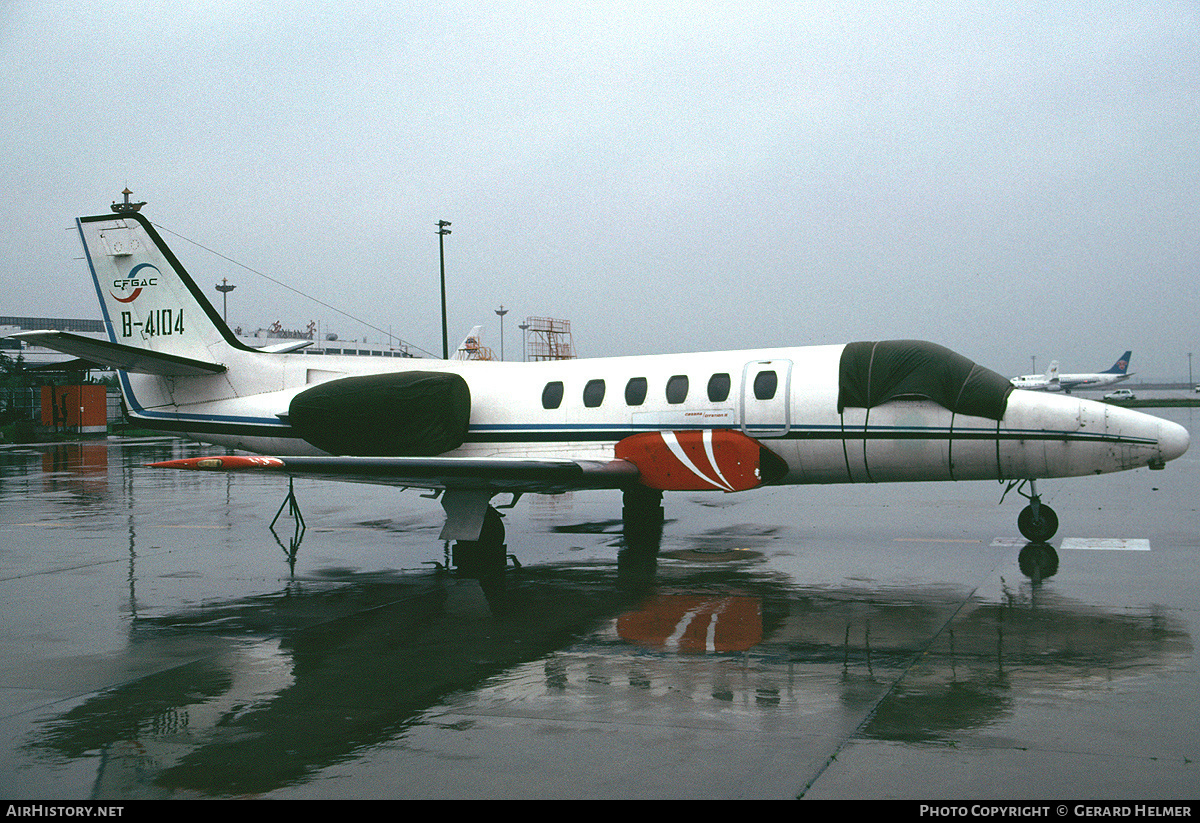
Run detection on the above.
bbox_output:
[12,211,1189,558]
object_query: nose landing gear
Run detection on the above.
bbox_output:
[1003,479,1059,543]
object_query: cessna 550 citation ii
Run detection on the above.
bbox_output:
[12,212,1189,556]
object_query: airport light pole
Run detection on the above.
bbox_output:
[437,221,451,359]
[495,305,508,361]
[1189,352,1193,387]
[215,278,235,322]
[519,322,529,362]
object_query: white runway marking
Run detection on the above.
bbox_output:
[1059,538,1151,551]
[990,537,1151,550]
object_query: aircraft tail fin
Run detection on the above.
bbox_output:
[1047,361,1060,384]
[453,325,486,360]
[76,212,251,367]
[1104,351,1132,375]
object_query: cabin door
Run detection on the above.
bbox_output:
[740,359,792,438]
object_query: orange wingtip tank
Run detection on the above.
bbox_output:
[146,456,286,470]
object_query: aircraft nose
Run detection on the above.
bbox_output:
[1158,419,1190,464]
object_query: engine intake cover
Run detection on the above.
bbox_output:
[289,371,470,456]
[615,429,785,491]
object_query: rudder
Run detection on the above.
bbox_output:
[1105,351,1132,375]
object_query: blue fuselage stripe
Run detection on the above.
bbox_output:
[122,408,1156,448]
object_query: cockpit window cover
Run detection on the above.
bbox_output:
[837,340,1013,420]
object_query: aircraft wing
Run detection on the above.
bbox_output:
[8,331,226,376]
[147,454,641,494]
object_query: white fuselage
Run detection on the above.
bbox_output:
[120,343,1185,487]
[74,210,1184,492]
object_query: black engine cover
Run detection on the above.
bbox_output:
[288,370,471,456]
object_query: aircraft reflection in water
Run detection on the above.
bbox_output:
[25,526,1191,799]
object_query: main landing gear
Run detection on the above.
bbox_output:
[450,505,518,579]
[1003,479,1059,543]
[622,486,665,551]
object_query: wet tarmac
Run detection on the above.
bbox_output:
[0,407,1196,800]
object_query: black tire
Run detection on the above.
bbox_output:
[1018,503,1059,542]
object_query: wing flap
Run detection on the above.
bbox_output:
[147,454,640,494]
[8,331,226,376]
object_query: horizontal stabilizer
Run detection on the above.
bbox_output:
[8,331,226,376]
[147,454,640,494]
[255,340,313,353]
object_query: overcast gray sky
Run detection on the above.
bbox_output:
[2,1,1198,378]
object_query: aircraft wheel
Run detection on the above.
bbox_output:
[1018,503,1058,542]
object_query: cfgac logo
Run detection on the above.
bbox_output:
[110,263,160,303]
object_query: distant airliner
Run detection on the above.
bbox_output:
[1011,351,1133,393]
[9,213,1188,556]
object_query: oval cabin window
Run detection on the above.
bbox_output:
[625,377,648,406]
[666,375,689,404]
[583,379,606,408]
[542,381,564,409]
[708,373,731,402]
[753,370,778,400]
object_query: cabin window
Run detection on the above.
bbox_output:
[707,373,731,402]
[753,370,778,400]
[583,379,606,408]
[542,381,564,410]
[666,375,689,404]
[625,377,648,406]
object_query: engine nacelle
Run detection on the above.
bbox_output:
[615,429,786,491]
[288,371,470,456]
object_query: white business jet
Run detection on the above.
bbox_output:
[11,213,1189,556]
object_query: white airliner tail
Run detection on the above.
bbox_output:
[452,326,486,360]
[1103,351,1133,377]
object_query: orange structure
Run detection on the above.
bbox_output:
[40,385,108,435]
[457,332,496,360]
